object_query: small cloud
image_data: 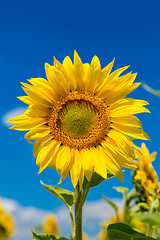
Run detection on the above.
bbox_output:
[1,197,122,240]
[2,107,27,127]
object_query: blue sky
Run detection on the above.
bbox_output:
[0,0,160,235]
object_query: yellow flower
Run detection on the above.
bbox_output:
[131,217,146,233]
[8,51,150,188]
[99,212,122,240]
[0,202,14,239]
[134,143,158,205]
[82,232,88,240]
[99,212,146,240]
[43,214,59,236]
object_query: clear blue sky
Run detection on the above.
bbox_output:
[0,0,160,210]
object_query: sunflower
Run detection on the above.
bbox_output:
[99,212,146,240]
[0,202,14,239]
[43,214,59,236]
[8,51,150,188]
[133,143,158,205]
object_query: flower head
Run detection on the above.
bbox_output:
[99,212,146,240]
[0,202,14,239]
[133,143,158,205]
[8,51,150,188]
[43,214,59,236]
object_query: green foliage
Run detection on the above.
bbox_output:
[32,231,69,240]
[107,223,155,240]
[102,194,119,213]
[136,213,160,227]
[83,171,114,189]
[40,181,74,208]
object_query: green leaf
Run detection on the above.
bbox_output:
[40,181,74,208]
[142,83,160,97]
[137,202,150,210]
[136,213,160,227]
[32,231,69,240]
[107,223,155,240]
[102,194,119,213]
[83,171,114,189]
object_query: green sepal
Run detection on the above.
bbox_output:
[40,181,74,208]
[107,223,155,240]
[135,213,160,227]
[102,194,119,213]
[114,187,129,194]
[83,171,114,189]
[32,231,69,240]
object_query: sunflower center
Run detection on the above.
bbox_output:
[49,91,110,150]
[60,102,97,138]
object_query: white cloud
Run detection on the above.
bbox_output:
[83,199,122,236]
[1,197,122,240]
[2,107,27,127]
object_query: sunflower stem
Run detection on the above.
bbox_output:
[74,184,82,240]
[122,189,138,223]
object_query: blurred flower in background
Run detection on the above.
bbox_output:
[133,143,159,206]
[99,211,146,240]
[43,214,59,236]
[0,200,14,239]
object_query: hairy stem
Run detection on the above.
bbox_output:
[122,189,138,223]
[74,184,82,240]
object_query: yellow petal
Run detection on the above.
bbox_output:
[108,129,135,159]
[112,122,150,140]
[103,149,123,181]
[112,115,142,129]
[45,64,67,97]
[108,65,130,83]
[81,150,94,182]
[37,140,60,173]
[70,150,82,188]
[10,117,47,131]
[17,96,33,105]
[25,104,50,117]
[93,149,107,179]
[149,152,157,162]
[25,128,50,143]
[22,87,54,108]
[28,78,56,100]
[102,140,137,169]
[74,50,84,90]
[56,147,71,175]
[104,82,141,105]
[84,56,101,92]
[33,135,53,158]
[95,58,115,92]
[110,99,150,117]
[63,56,75,91]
